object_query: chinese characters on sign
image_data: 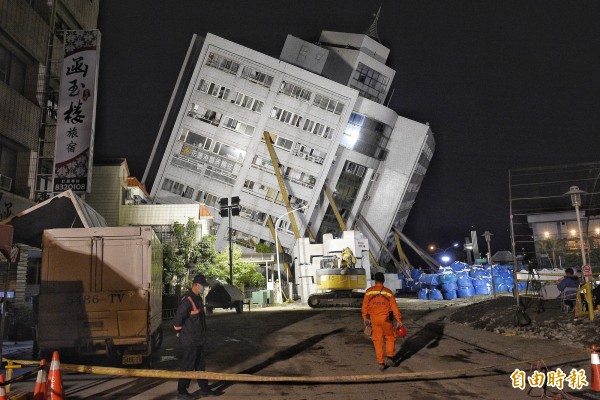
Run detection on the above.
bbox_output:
[53,30,101,193]
[511,368,588,391]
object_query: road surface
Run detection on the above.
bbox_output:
[6,299,593,399]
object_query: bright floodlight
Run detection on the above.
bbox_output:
[441,255,450,263]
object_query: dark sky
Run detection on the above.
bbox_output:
[95,1,600,263]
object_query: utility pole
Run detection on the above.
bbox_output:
[219,196,240,285]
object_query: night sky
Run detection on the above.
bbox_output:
[95,1,600,265]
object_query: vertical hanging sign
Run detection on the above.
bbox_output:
[53,30,101,193]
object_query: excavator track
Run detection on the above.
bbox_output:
[307,290,365,308]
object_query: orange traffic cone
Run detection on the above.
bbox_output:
[592,345,600,392]
[34,359,48,400]
[0,374,6,400]
[45,351,64,400]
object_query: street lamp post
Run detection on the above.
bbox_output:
[482,231,497,298]
[429,243,460,266]
[219,197,240,285]
[274,205,308,304]
[564,186,588,280]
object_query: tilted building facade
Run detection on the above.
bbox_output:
[144,30,435,269]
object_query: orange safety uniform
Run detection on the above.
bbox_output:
[361,282,402,364]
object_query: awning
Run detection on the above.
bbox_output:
[0,190,107,248]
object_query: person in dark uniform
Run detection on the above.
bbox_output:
[173,274,216,399]
[557,267,580,311]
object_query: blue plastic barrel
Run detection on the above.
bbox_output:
[417,288,429,300]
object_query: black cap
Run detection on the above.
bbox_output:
[193,274,209,286]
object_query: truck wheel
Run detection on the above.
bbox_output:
[151,326,163,352]
[235,301,243,314]
[142,354,154,369]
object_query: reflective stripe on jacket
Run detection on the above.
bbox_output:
[361,283,402,323]
[173,290,207,346]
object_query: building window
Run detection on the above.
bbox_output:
[161,178,174,192]
[0,44,26,93]
[182,186,194,199]
[279,81,312,102]
[195,190,218,207]
[302,118,334,139]
[239,205,267,226]
[344,161,366,178]
[350,62,389,104]
[292,142,326,165]
[198,78,230,100]
[270,107,302,127]
[244,179,255,190]
[205,52,240,75]
[172,181,185,195]
[341,112,390,160]
[180,129,213,150]
[187,103,222,126]
[232,92,264,112]
[222,116,255,136]
[264,131,294,152]
[240,66,274,88]
[313,94,344,115]
[212,142,246,163]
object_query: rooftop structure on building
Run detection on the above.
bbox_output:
[144,26,435,269]
[86,158,213,244]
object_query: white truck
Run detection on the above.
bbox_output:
[36,226,163,365]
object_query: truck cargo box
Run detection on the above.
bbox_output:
[37,226,163,364]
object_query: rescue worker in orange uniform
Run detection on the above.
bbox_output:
[362,272,403,370]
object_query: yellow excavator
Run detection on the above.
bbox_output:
[294,232,369,308]
[309,247,367,308]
